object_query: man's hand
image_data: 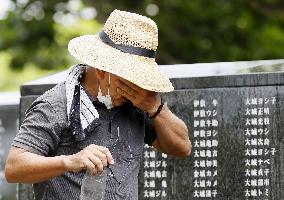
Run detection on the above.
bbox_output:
[115,79,161,116]
[65,144,114,175]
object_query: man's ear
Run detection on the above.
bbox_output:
[95,69,106,80]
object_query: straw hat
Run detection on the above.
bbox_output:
[68,9,174,92]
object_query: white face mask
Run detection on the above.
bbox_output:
[97,73,113,109]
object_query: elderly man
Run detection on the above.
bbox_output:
[5,9,191,200]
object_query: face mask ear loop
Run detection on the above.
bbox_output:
[98,80,102,96]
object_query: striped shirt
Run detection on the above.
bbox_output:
[12,82,157,200]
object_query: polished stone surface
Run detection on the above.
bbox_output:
[138,87,283,199]
[0,104,19,200]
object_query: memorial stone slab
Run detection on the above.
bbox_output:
[18,60,284,200]
[0,92,19,200]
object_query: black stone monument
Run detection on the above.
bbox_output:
[17,60,284,200]
[0,92,19,200]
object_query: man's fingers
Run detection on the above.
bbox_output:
[90,148,108,167]
[118,78,141,92]
[88,155,104,174]
[83,159,97,175]
[117,87,136,102]
[95,146,114,165]
[116,81,139,96]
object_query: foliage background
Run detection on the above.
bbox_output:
[1,0,284,91]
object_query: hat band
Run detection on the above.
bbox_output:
[99,31,156,58]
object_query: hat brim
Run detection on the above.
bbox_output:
[68,35,174,92]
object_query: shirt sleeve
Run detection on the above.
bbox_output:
[12,100,62,156]
[144,116,157,146]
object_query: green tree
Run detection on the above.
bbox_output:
[1,0,284,91]
[86,0,284,64]
[0,0,100,90]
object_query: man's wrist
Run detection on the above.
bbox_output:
[147,98,165,119]
[60,155,73,172]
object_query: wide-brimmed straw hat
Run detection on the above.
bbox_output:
[68,9,174,92]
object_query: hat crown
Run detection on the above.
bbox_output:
[103,10,158,51]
